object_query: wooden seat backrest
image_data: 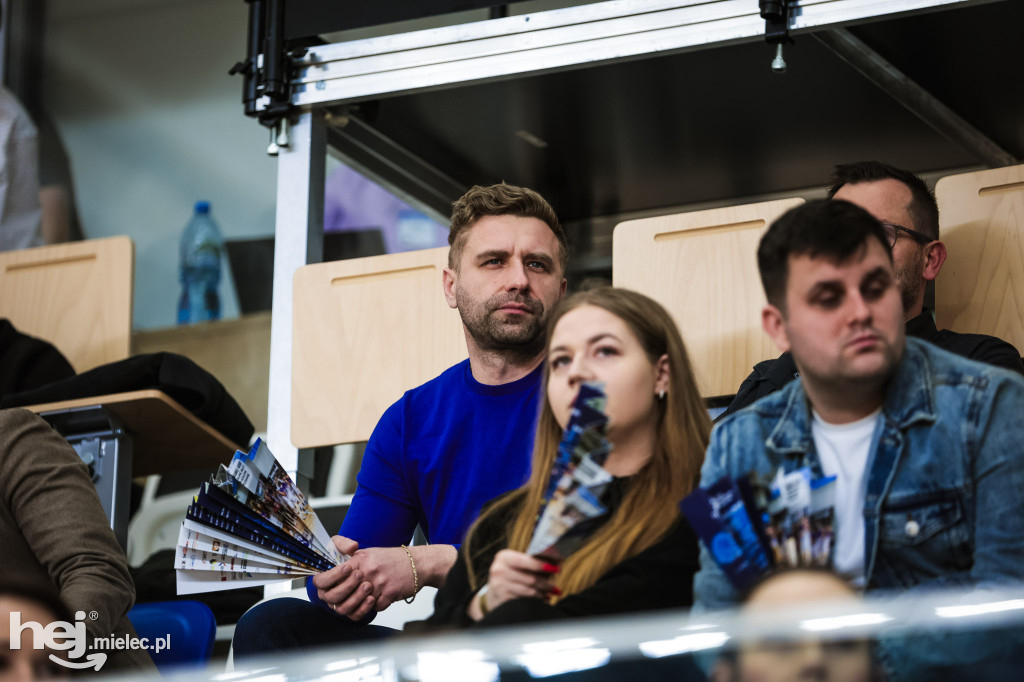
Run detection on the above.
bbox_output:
[0,236,134,372]
[613,198,804,397]
[291,247,467,447]
[935,164,1024,356]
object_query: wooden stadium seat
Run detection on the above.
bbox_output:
[291,246,467,448]
[613,198,804,398]
[935,164,1024,356]
[0,236,134,372]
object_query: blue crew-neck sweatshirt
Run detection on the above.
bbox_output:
[341,358,543,549]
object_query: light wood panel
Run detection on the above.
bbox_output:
[132,312,272,433]
[936,164,1024,356]
[24,390,239,476]
[292,247,467,447]
[613,198,804,397]
[0,237,134,372]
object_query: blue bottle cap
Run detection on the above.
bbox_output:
[195,201,211,214]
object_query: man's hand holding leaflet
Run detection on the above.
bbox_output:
[175,439,346,595]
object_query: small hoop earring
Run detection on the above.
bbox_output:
[658,390,666,400]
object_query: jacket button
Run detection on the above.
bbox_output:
[905,520,920,538]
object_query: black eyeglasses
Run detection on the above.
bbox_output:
[880,221,932,248]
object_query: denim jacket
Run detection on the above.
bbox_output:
[695,337,1024,609]
[693,338,1024,679]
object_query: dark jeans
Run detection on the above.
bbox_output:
[232,598,395,663]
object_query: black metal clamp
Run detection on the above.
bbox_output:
[230,0,305,155]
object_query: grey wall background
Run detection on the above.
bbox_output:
[44,0,278,330]
[37,0,598,330]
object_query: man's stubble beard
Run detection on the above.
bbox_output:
[895,246,925,317]
[457,292,548,360]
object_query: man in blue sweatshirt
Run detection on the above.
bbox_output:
[235,183,567,654]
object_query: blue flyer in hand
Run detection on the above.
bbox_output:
[529,382,615,561]
[680,476,772,591]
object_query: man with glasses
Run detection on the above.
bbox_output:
[720,161,1023,418]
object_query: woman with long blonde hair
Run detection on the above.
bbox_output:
[416,287,711,627]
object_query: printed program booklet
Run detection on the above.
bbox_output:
[175,439,345,595]
[681,466,837,591]
[526,382,617,562]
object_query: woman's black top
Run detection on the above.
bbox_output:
[407,479,700,631]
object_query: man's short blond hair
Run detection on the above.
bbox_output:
[448,183,567,273]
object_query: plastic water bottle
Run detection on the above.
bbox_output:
[177,201,223,324]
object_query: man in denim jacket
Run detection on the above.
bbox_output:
[694,199,1024,679]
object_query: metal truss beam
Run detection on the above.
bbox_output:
[279,0,1005,109]
[814,27,1016,168]
[324,113,465,220]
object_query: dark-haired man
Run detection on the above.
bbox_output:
[720,162,1022,419]
[234,183,567,655]
[694,199,1024,678]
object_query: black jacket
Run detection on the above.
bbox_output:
[719,309,1024,420]
[0,319,75,401]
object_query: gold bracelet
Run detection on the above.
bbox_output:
[401,544,419,604]
[478,584,491,616]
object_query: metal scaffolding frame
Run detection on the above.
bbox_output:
[261,0,1005,471]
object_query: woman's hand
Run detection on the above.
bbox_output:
[469,550,560,620]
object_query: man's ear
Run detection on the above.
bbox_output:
[442,267,458,309]
[762,303,791,353]
[922,240,947,282]
[559,277,568,299]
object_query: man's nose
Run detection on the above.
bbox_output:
[796,641,829,680]
[505,259,530,291]
[848,291,872,325]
